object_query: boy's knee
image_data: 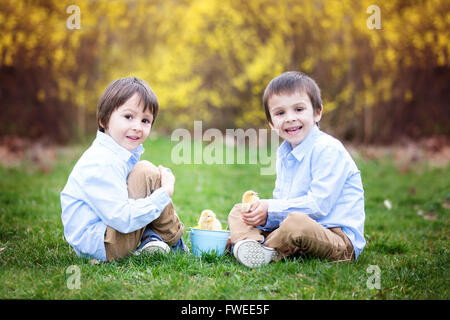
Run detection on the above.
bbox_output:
[279,212,311,233]
[132,160,158,174]
[128,160,159,182]
[127,160,160,199]
[229,204,242,215]
[228,204,242,222]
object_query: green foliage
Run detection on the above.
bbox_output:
[0,0,449,142]
[0,136,449,299]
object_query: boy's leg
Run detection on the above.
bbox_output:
[104,226,146,261]
[228,204,265,244]
[137,224,188,252]
[264,212,354,262]
[126,160,184,246]
[104,160,184,261]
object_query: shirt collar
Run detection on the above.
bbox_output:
[278,125,321,162]
[94,130,145,163]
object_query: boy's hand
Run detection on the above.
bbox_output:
[159,165,175,197]
[241,200,268,227]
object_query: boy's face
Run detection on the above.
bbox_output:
[268,91,322,148]
[102,93,153,151]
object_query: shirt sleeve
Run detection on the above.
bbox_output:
[261,146,351,230]
[79,161,171,234]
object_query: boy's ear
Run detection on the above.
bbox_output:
[98,119,106,131]
[315,104,323,122]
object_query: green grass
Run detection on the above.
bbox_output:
[0,136,449,299]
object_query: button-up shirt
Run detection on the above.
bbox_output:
[60,131,171,261]
[262,125,366,259]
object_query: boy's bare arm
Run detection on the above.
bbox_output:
[241,200,268,227]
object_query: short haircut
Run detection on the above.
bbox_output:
[97,77,159,132]
[263,71,322,124]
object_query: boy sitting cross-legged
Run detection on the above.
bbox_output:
[228,71,366,268]
[61,77,186,262]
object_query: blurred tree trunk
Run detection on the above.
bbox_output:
[363,104,373,144]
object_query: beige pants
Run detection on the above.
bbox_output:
[228,204,354,262]
[104,160,184,261]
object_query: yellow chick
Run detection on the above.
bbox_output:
[242,190,259,212]
[196,209,222,231]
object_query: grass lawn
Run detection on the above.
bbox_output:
[0,135,449,300]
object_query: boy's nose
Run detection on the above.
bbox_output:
[132,121,143,131]
[285,112,296,122]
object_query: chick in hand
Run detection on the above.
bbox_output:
[241,190,259,212]
[196,209,222,231]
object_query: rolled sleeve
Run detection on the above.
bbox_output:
[256,199,288,231]
[128,187,171,215]
[264,146,350,224]
[254,129,366,258]
[81,164,172,234]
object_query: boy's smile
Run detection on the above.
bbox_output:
[102,93,153,151]
[268,91,322,148]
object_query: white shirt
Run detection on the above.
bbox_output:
[262,125,366,259]
[60,131,171,261]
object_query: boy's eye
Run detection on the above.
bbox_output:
[275,111,284,116]
[296,108,304,112]
[142,119,150,124]
[125,114,132,120]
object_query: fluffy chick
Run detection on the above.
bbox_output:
[241,190,259,212]
[197,209,222,231]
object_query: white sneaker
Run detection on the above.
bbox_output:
[233,240,278,268]
[135,240,171,256]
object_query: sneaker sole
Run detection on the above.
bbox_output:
[235,240,277,268]
[137,241,171,255]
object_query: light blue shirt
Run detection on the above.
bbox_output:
[60,131,171,261]
[262,125,366,259]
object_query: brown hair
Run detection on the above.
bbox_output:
[97,77,159,132]
[262,71,322,124]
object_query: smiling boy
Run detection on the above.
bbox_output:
[61,77,186,262]
[228,71,366,268]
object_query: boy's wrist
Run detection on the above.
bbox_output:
[161,186,173,197]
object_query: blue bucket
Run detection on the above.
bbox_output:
[190,228,230,256]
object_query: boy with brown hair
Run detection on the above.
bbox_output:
[229,71,366,268]
[61,77,186,262]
